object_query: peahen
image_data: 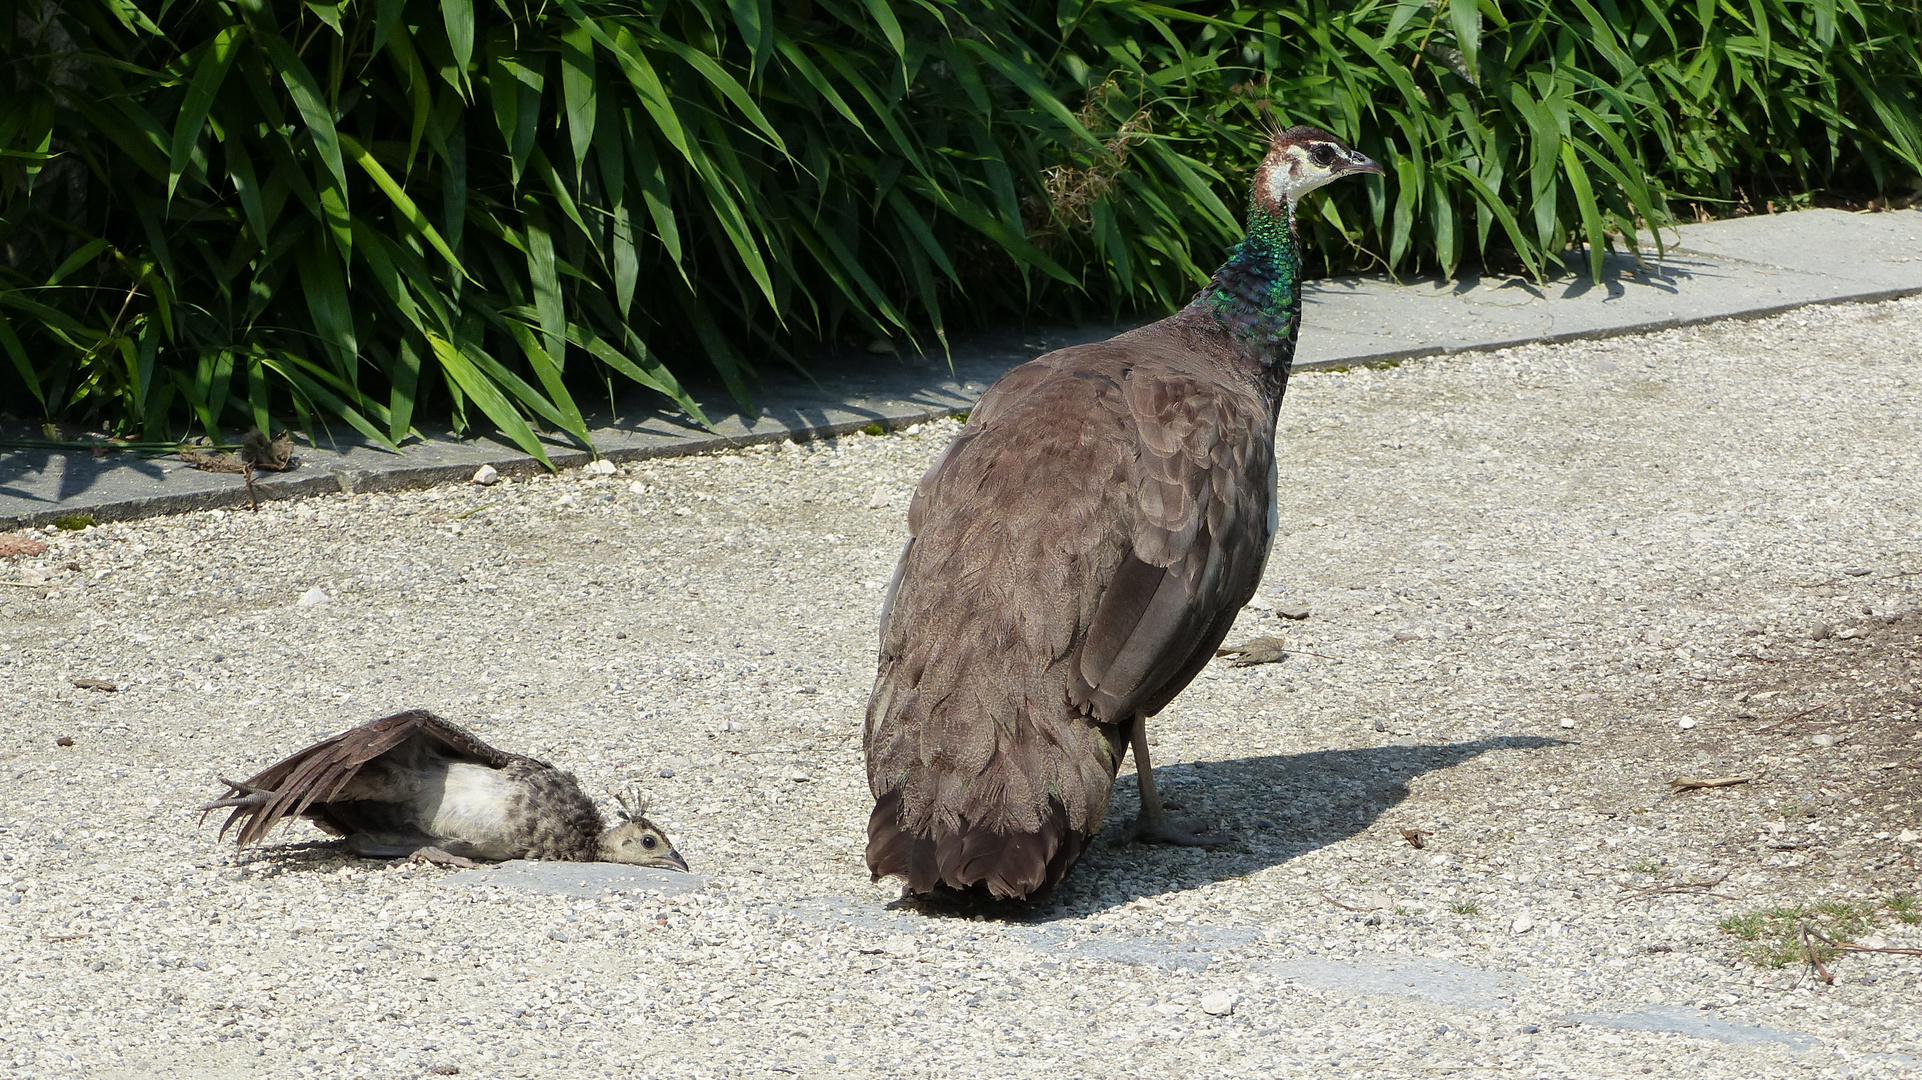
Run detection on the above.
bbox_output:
[864,126,1380,902]
[201,709,687,870]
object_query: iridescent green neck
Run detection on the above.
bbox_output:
[1189,203,1302,363]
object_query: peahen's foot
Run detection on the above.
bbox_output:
[1133,814,1233,849]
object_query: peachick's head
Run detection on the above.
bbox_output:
[602,788,690,871]
[1254,125,1382,212]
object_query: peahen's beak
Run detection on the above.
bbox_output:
[1345,151,1385,177]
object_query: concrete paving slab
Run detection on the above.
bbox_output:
[1568,1005,1820,1051]
[1652,207,1922,286]
[3,206,1918,531]
[1269,954,1524,1011]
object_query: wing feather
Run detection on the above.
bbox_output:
[202,710,516,848]
[1070,365,1275,721]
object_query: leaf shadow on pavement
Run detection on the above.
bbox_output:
[1032,735,1569,918]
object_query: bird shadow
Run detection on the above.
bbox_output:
[1009,735,1565,920]
[202,839,406,879]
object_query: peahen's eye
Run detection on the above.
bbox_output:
[642,835,657,848]
[1309,144,1336,167]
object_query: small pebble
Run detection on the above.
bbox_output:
[1808,621,1833,640]
[1511,913,1536,934]
[1810,733,1837,747]
[584,459,617,476]
[1200,992,1237,1016]
[1677,718,1697,730]
[296,586,329,608]
[472,464,501,486]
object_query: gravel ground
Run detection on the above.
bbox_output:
[2,297,1920,1080]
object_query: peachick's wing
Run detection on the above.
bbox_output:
[200,709,514,848]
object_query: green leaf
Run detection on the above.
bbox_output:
[1445,0,1481,84]
[338,133,466,276]
[521,200,569,374]
[1561,140,1608,283]
[0,311,45,411]
[729,0,776,74]
[559,23,597,174]
[295,237,358,371]
[860,0,906,58]
[426,331,553,468]
[442,0,475,81]
[168,25,244,201]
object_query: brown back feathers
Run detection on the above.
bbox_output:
[864,324,1278,901]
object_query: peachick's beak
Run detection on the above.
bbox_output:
[1347,152,1385,177]
[657,848,690,873]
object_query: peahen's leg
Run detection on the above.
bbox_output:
[1129,716,1230,848]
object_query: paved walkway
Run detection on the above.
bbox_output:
[3,206,1918,530]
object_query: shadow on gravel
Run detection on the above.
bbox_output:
[1034,735,1568,918]
[210,840,373,876]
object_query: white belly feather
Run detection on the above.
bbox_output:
[421,762,521,859]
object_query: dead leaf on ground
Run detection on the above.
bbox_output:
[1215,636,1289,666]
[55,736,74,747]
[1398,826,1433,849]
[71,678,117,692]
[0,535,48,559]
[1670,775,1753,791]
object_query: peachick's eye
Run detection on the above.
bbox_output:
[642,835,657,848]
[1309,144,1336,167]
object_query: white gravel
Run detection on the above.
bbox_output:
[2,297,1920,1079]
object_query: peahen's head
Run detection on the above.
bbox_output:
[602,789,690,871]
[1254,126,1382,211]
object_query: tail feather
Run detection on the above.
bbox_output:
[868,789,1084,903]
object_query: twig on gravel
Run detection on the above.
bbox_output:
[1802,924,1836,984]
[1754,698,1840,733]
[1837,943,1922,957]
[452,501,501,521]
[0,580,48,588]
[1669,776,1753,791]
[1617,872,1736,901]
[1805,925,1922,958]
[1320,893,1368,912]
